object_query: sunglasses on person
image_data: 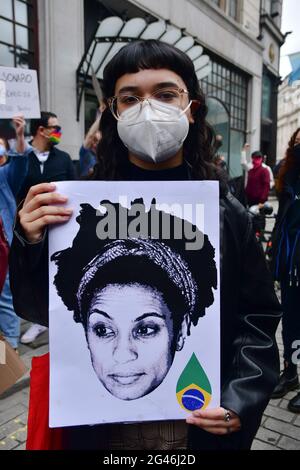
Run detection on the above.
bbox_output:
[45,125,62,133]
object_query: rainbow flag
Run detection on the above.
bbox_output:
[49,131,62,145]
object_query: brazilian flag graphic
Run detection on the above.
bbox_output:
[176,353,212,412]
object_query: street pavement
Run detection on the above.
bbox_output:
[0,321,48,450]
[1,198,300,451]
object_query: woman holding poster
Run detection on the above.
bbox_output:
[9,40,281,450]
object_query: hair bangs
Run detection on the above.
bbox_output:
[102,39,195,98]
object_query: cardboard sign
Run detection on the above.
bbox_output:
[0,336,27,396]
[48,181,220,428]
[0,66,41,119]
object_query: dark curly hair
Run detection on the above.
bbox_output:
[277,127,300,193]
[51,199,217,337]
[91,39,221,184]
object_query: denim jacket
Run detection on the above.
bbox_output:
[0,148,31,244]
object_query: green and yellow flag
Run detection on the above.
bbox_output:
[176,353,212,412]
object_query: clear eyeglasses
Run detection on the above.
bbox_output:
[108,88,189,121]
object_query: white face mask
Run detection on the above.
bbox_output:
[117,100,191,163]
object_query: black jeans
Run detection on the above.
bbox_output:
[281,276,300,364]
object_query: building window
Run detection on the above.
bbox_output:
[228,0,238,20]
[271,0,281,17]
[262,74,272,120]
[201,59,248,133]
[201,57,249,177]
[0,0,38,69]
[210,0,239,21]
[261,0,280,18]
[262,0,271,15]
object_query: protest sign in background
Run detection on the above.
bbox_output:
[0,66,41,119]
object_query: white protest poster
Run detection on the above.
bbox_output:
[48,181,220,428]
[0,66,40,119]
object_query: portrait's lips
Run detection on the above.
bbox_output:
[109,373,145,386]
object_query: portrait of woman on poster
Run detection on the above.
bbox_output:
[51,200,217,401]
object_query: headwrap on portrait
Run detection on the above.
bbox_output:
[51,199,217,331]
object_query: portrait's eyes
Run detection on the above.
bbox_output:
[133,322,161,339]
[93,323,115,340]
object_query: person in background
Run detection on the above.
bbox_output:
[212,134,223,156]
[271,127,300,413]
[273,157,286,198]
[213,154,228,189]
[241,144,274,190]
[0,215,9,295]
[18,111,75,201]
[0,116,29,349]
[263,156,275,190]
[245,151,270,207]
[212,134,228,180]
[79,105,105,177]
[19,111,76,345]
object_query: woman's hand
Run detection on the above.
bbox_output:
[13,115,26,153]
[13,115,26,138]
[19,183,73,243]
[186,407,241,436]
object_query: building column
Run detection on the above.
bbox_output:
[37,0,85,160]
[248,75,262,151]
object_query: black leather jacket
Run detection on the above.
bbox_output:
[9,190,281,450]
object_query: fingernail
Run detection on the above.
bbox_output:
[65,209,73,214]
[50,183,56,189]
